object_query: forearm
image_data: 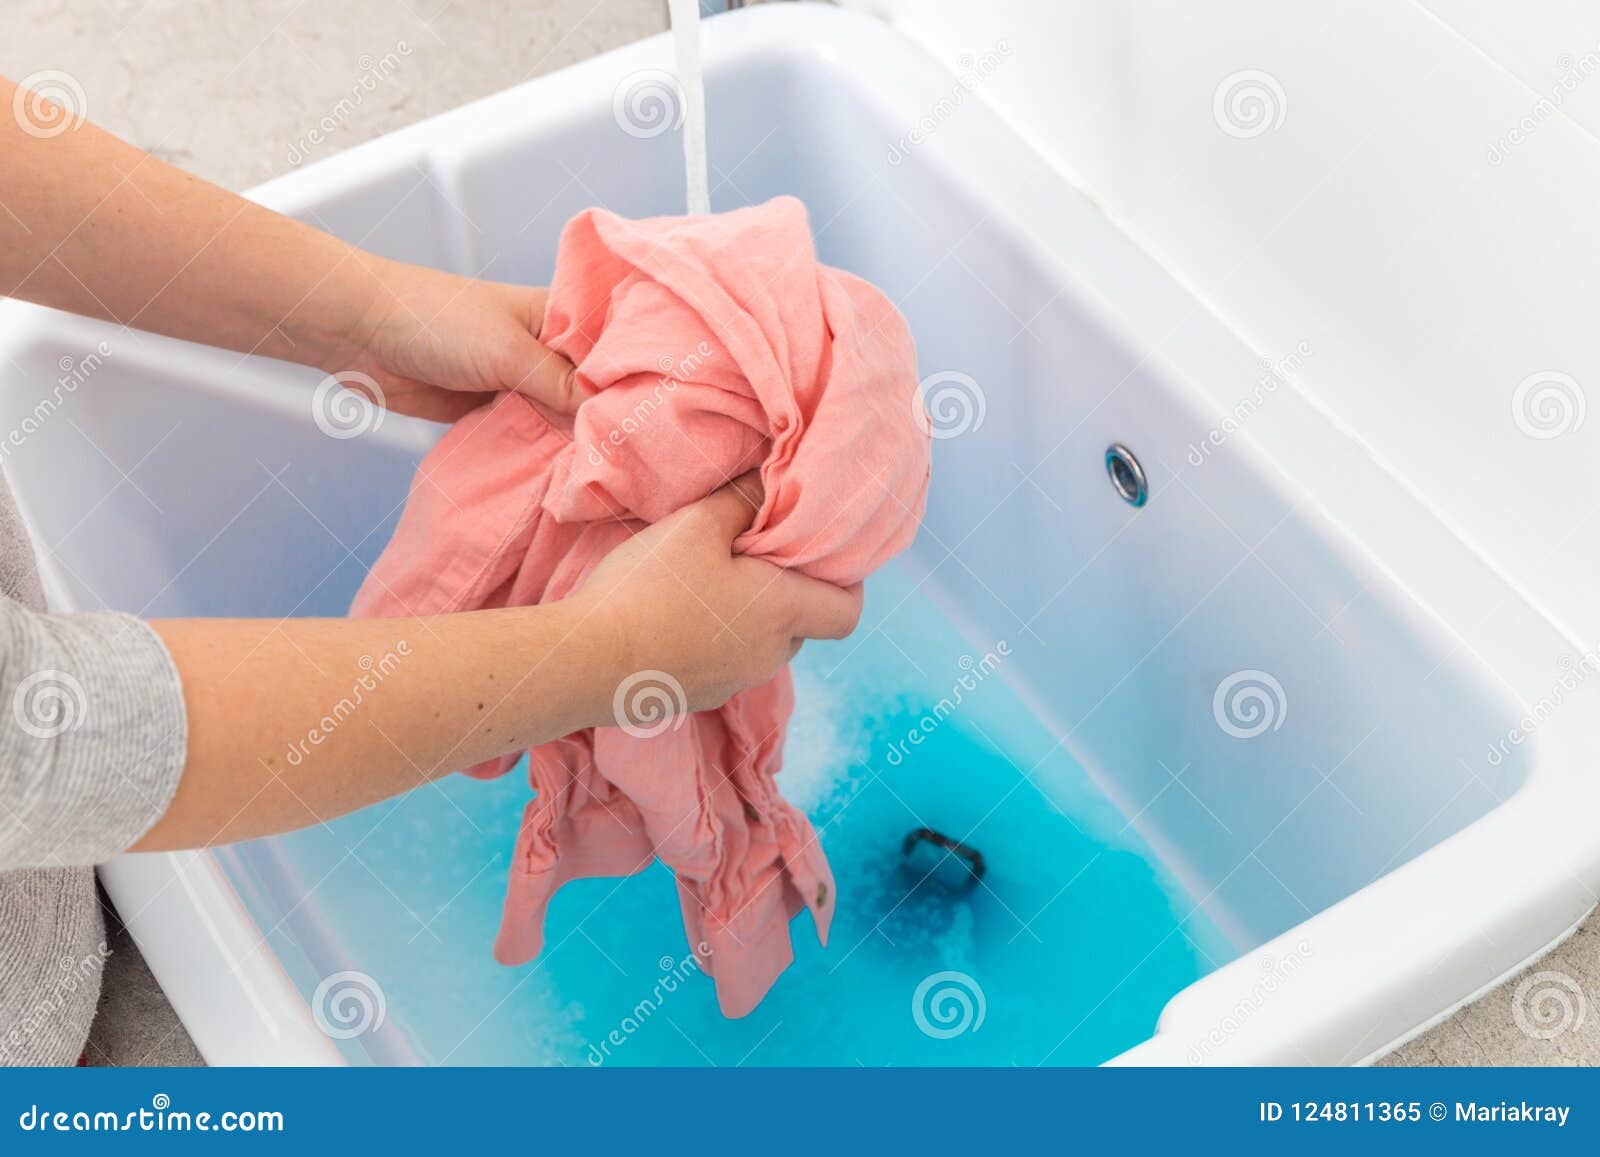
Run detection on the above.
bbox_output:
[136,603,620,850]
[0,75,376,367]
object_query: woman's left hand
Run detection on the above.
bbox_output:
[0,84,580,425]
[323,260,583,424]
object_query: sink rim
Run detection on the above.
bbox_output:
[0,2,1592,1066]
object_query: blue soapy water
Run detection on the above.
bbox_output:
[226,563,1233,1065]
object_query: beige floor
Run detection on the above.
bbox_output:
[8,0,1596,1067]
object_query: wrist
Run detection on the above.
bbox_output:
[278,240,393,372]
[532,596,633,733]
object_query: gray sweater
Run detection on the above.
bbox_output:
[0,473,187,1065]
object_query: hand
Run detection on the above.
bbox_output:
[0,90,579,426]
[570,474,864,718]
[324,258,582,424]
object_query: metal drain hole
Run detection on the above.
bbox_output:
[1105,443,1148,507]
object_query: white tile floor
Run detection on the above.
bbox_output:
[7,0,1593,1067]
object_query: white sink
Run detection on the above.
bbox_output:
[1,4,1595,1065]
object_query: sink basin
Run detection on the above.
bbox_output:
[1,4,1596,1065]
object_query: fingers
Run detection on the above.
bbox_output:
[410,386,495,424]
[507,337,583,414]
[725,470,764,513]
[509,286,583,413]
[782,576,863,641]
[692,472,766,545]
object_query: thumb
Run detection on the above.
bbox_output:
[503,330,583,414]
[497,284,584,412]
[693,472,766,545]
[783,576,864,641]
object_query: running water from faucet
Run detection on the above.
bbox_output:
[667,0,710,215]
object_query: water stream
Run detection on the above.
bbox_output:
[667,0,710,214]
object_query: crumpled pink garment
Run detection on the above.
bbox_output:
[350,195,929,1016]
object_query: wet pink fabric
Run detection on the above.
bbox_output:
[350,195,929,1016]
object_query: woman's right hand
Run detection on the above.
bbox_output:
[569,474,864,719]
[140,475,862,852]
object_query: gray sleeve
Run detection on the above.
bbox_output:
[0,598,187,870]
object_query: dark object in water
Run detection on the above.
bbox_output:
[901,827,986,889]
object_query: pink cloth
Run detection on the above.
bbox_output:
[350,195,929,1016]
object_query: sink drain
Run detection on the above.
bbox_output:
[1105,442,1148,507]
[902,827,986,889]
